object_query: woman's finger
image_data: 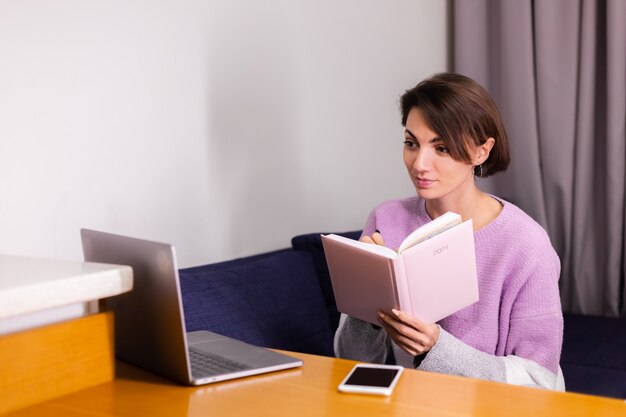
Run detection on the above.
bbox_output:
[378,310,440,353]
[371,231,385,246]
[391,309,430,331]
[378,312,429,345]
[359,235,375,244]
[378,320,424,356]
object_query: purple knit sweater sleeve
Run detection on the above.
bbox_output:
[474,204,563,373]
[361,196,563,374]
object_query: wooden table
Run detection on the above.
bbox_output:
[6,351,626,417]
[0,255,132,414]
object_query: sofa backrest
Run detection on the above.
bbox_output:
[291,230,362,331]
[179,249,335,357]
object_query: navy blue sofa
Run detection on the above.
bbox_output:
[560,314,626,398]
[179,231,626,399]
[179,231,360,358]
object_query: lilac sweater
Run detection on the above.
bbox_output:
[335,196,563,379]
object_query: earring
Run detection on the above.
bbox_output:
[474,157,484,177]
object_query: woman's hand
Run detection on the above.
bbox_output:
[377,309,440,356]
[359,230,385,246]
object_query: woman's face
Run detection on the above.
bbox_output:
[403,107,477,203]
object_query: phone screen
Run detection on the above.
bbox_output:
[343,367,400,387]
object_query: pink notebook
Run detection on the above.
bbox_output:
[321,216,478,325]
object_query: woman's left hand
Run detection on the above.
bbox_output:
[377,309,440,356]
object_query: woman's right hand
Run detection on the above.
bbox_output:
[359,230,385,246]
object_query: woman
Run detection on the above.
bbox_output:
[334,73,564,390]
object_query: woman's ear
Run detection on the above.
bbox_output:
[475,137,495,165]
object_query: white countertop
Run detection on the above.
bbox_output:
[0,255,133,320]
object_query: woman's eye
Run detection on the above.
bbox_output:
[436,146,449,154]
[403,140,417,148]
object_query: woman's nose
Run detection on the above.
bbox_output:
[412,149,431,171]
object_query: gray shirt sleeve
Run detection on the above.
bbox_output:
[333,313,503,380]
[335,316,563,390]
[334,314,390,364]
[412,328,506,381]
[394,328,563,390]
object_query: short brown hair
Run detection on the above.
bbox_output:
[400,73,510,177]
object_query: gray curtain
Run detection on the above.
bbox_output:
[452,0,626,317]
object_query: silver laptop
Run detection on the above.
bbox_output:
[81,228,303,385]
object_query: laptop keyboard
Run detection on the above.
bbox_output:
[189,348,251,377]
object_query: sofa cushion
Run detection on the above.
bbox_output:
[179,250,334,357]
[561,364,626,399]
[561,313,626,398]
[291,230,362,331]
[562,314,626,370]
[181,249,289,273]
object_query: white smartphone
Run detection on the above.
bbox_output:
[337,364,404,396]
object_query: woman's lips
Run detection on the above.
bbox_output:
[415,177,435,188]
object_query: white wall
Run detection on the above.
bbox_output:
[0,0,447,268]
